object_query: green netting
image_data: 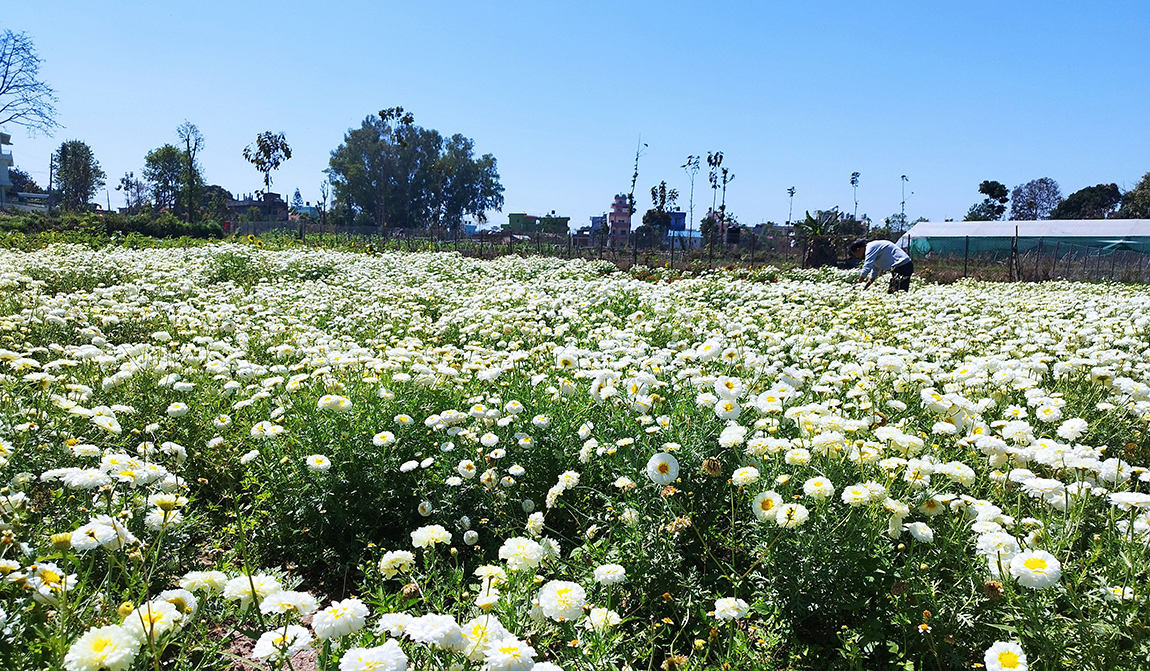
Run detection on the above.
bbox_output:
[906,236,1150,258]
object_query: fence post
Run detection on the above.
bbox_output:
[632,234,638,268]
[1051,242,1060,278]
[1034,238,1043,281]
[964,235,969,278]
[750,233,756,270]
[1110,251,1117,280]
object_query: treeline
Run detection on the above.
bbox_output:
[964,174,1150,221]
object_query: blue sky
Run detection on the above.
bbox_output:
[6,1,1150,227]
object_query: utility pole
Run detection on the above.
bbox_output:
[900,175,909,221]
[787,186,795,225]
[47,152,55,214]
[850,172,860,220]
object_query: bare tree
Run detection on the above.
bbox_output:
[177,121,204,222]
[1009,178,1062,220]
[0,31,61,135]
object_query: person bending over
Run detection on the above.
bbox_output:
[849,238,913,293]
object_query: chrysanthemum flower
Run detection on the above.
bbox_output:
[259,590,319,617]
[63,625,139,671]
[775,503,810,529]
[593,563,627,584]
[646,453,679,485]
[752,491,783,522]
[731,466,759,487]
[337,639,407,671]
[305,454,332,472]
[983,641,1027,671]
[483,636,537,671]
[498,537,545,571]
[713,597,749,620]
[223,573,282,608]
[537,580,586,621]
[410,524,452,549]
[1009,550,1061,589]
[313,597,369,639]
[252,625,312,660]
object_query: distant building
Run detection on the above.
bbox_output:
[226,192,289,221]
[608,194,632,247]
[0,133,12,207]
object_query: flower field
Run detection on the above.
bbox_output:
[1,241,1149,671]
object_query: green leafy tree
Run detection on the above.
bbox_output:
[200,185,232,223]
[964,180,1009,221]
[796,209,842,268]
[7,166,42,193]
[291,188,304,212]
[1118,172,1150,219]
[638,181,679,248]
[1050,184,1121,219]
[52,140,105,211]
[1009,178,1062,220]
[243,131,292,193]
[0,30,60,134]
[432,134,504,232]
[327,110,503,231]
[142,144,186,213]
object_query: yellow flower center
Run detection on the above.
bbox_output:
[92,637,112,653]
[657,463,670,474]
[998,651,1021,669]
[1023,557,1047,571]
[760,499,775,511]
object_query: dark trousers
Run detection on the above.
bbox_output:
[888,260,913,293]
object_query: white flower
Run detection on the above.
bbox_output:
[411,525,451,548]
[1009,550,1061,589]
[593,563,627,584]
[405,613,466,651]
[166,402,189,418]
[775,503,809,529]
[305,454,331,472]
[983,641,1028,671]
[802,476,835,501]
[63,625,139,671]
[312,598,369,639]
[483,636,537,671]
[584,607,622,631]
[537,580,586,621]
[252,625,312,660]
[752,491,783,522]
[646,452,679,485]
[525,512,545,537]
[904,522,934,543]
[260,590,319,616]
[121,600,183,643]
[713,597,749,620]
[731,466,759,486]
[223,574,282,609]
[373,431,396,447]
[338,639,407,671]
[240,449,259,465]
[498,537,545,571]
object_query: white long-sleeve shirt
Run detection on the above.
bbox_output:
[858,240,910,280]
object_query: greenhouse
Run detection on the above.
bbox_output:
[897,219,1150,257]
